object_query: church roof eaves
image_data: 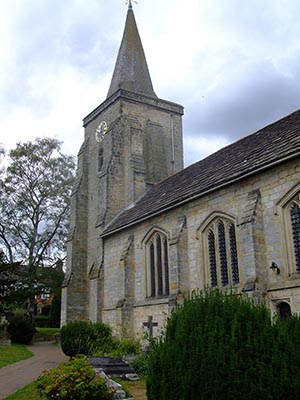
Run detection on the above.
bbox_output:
[102,109,300,238]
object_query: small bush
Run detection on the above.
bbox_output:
[129,353,149,377]
[60,320,114,357]
[10,307,27,320]
[109,337,140,357]
[36,355,113,400]
[50,294,61,327]
[7,318,35,344]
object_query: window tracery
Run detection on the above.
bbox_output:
[146,231,170,297]
[290,202,300,272]
[277,185,300,276]
[204,217,239,287]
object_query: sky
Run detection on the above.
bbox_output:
[0,0,299,167]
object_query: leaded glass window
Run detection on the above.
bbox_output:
[150,242,155,297]
[208,229,217,287]
[279,187,300,275]
[218,221,229,286]
[290,203,300,272]
[147,232,170,297]
[205,218,239,287]
[229,224,239,284]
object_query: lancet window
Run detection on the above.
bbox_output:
[146,231,170,298]
[289,200,300,272]
[278,185,300,275]
[98,148,104,172]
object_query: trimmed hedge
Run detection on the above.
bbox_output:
[7,318,35,344]
[147,290,300,400]
[60,320,113,357]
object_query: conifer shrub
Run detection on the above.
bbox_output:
[36,355,113,400]
[129,352,150,377]
[60,320,114,357]
[147,290,300,400]
[50,293,61,327]
[7,315,35,344]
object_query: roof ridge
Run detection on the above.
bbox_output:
[102,109,300,237]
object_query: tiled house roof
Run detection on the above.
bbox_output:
[102,109,300,237]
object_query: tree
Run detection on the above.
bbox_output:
[0,144,4,174]
[0,138,75,321]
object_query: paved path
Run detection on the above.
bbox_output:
[0,341,68,399]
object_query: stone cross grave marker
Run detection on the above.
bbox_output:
[143,315,158,339]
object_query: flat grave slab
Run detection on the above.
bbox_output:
[89,356,136,377]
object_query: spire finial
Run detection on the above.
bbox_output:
[127,0,138,10]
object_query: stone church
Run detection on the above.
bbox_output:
[61,3,300,336]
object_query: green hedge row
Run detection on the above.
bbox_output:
[60,321,113,357]
[60,320,140,357]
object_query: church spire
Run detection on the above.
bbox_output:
[107,4,157,98]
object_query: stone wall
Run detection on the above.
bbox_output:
[62,90,183,326]
[100,157,300,336]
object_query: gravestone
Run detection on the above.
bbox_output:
[89,356,136,377]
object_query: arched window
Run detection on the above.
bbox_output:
[204,217,239,287]
[146,231,170,298]
[277,184,300,275]
[277,302,291,319]
[279,188,300,275]
[290,202,300,272]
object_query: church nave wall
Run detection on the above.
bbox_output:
[99,157,300,335]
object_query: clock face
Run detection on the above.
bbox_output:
[95,121,108,142]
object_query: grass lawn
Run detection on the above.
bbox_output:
[1,335,147,400]
[3,379,147,400]
[35,327,60,335]
[122,379,147,400]
[0,344,33,368]
[33,327,60,342]
[4,382,41,400]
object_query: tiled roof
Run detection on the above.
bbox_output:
[103,110,300,237]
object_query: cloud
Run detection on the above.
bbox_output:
[0,0,299,169]
[185,56,300,142]
[183,135,229,167]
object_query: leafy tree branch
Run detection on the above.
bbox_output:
[0,137,76,320]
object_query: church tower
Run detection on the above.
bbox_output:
[61,3,184,324]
